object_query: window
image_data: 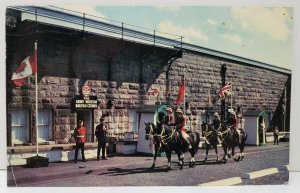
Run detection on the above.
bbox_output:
[11,109,29,145]
[38,109,53,141]
[128,110,137,134]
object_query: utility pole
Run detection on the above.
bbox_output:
[220,63,227,121]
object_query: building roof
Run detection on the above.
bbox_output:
[9,6,291,75]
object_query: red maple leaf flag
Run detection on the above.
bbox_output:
[148,88,159,95]
[11,44,37,87]
[176,78,185,105]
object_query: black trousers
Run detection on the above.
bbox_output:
[97,141,106,159]
[75,142,86,161]
[274,136,279,145]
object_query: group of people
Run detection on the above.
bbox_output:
[73,117,107,163]
[73,107,281,163]
[209,109,241,144]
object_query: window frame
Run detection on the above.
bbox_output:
[11,109,30,145]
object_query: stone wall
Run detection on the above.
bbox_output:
[7,22,290,146]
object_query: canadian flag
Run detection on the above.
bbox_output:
[11,44,37,87]
[148,88,159,95]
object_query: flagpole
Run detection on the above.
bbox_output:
[35,41,39,156]
[183,75,186,116]
[230,77,233,111]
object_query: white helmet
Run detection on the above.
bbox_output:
[214,112,219,117]
[175,108,183,114]
[166,107,173,113]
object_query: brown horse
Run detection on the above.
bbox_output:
[144,113,200,171]
[201,122,221,162]
[217,123,248,163]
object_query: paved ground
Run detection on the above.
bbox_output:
[7,142,289,187]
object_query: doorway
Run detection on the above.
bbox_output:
[77,110,94,142]
[136,113,155,154]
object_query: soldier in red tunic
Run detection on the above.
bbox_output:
[74,120,87,163]
[166,107,174,125]
[170,108,192,149]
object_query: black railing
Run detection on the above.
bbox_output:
[8,6,291,74]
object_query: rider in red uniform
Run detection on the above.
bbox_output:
[170,108,192,149]
[166,107,174,125]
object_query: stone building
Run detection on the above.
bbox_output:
[6,6,291,164]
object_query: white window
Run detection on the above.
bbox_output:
[38,109,52,141]
[128,110,138,134]
[11,109,29,145]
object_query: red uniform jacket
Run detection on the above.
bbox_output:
[74,126,86,143]
[170,116,186,132]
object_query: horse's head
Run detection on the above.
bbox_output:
[145,122,154,140]
[201,122,210,136]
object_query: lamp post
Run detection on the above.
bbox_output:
[220,63,227,121]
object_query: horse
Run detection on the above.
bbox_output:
[201,122,221,162]
[144,116,200,171]
[217,123,247,163]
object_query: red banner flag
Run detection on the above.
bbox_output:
[11,45,37,87]
[176,78,185,105]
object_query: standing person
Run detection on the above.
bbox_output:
[95,117,107,160]
[74,120,87,163]
[274,126,280,145]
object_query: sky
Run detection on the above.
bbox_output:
[56,5,294,70]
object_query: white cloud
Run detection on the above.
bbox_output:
[206,18,217,26]
[231,7,291,41]
[51,5,108,22]
[219,33,243,44]
[158,20,209,43]
[155,6,181,12]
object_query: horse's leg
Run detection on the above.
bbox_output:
[179,151,184,170]
[189,148,196,168]
[240,142,245,161]
[204,144,209,162]
[222,144,228,164]
[151,144,158,169]
[214,145,219,162]
[227,147,231,158]
[166,151,172,171]
[233,145,239,162]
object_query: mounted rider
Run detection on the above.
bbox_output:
[210,112,222,144]
[170,108,192,149]
[166,107,174,125]
[226,109,239,142]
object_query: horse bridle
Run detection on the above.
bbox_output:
[217,124,230,140]
[203,124,212,139]
[146,123,176,145]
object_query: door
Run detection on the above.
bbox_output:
[137,113,155,154]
